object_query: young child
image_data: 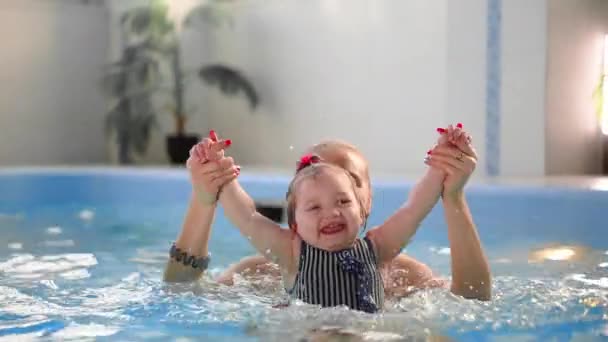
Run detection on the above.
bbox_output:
[194,133,447,313]
[213,138,438,291]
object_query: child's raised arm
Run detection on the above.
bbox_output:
[199,132,294,269]
[218,180,295,269]
[367,167,445,264]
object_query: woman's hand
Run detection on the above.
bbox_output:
[426,124,477,200]
[186,130,239,205]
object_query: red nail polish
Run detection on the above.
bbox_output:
[436,128,446,134]
[456,123,463,129]
[225,139,232,147]
[209,129,215,135]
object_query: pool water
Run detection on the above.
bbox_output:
[0,169,607,341]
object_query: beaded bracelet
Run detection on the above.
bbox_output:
[169,243,210,271]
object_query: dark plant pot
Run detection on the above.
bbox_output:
[166,134,200,165]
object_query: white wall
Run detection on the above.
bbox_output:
[4,0,606,177]
[446,0,486,174]
[167,0,550,177]
[136,0,449,175]
[0,0,109,166]
[501,0,547,176]
[544,0,608,175]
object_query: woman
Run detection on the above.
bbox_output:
[163,125,491,301]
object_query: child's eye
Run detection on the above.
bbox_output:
[307,205,320,211]
[339,199,352,205]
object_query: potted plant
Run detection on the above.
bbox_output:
[102,0,258,164]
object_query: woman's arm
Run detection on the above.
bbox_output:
[425,127,491,300]
[163,141,237,283]
[163,194,218,282]
[215,255,279,285]
[443,193,491,300]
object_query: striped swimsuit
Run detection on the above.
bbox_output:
[287,237,384,313]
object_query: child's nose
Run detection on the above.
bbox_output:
[324,206,341,217]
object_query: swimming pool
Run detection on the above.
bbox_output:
[0,168,607,341]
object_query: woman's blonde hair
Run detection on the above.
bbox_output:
[307,140,370,184]
[285,161,366,229]
[306,140,372,216]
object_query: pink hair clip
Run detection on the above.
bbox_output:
[296,153,322,172]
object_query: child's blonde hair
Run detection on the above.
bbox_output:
[285,160,367,230]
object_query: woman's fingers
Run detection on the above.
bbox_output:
[210,167,239,189]
[194,138,214,161]
[188,145,200,161]
[217,156,234,169]
[209,129,219,142]
[195,144,206,161]
[433,143,477,162]
[212,173,238,190]
[436,128,449,145]
[208,138,232,156]
[431,145,466,159]
[453,125,463,143]
[199,156,234,174]
[427,153,467,171]
[425,157,456,175]
[456,133,478,159]
[205,130,233,161]
[211,165,239,181]
[430,147,477,175]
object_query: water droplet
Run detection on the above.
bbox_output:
[289,145,294,151]
[40,279,58,290]
[469,285,475,290]
[43,240,75,247]
[79,209,94,221]
[463,313,475,321]
[46,226,62,235]
[8,242,22,250]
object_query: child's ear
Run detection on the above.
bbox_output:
[291,223,298,233]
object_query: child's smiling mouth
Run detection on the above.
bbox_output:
[320,223,346,235]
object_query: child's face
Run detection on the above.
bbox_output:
[293,168,363,251]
